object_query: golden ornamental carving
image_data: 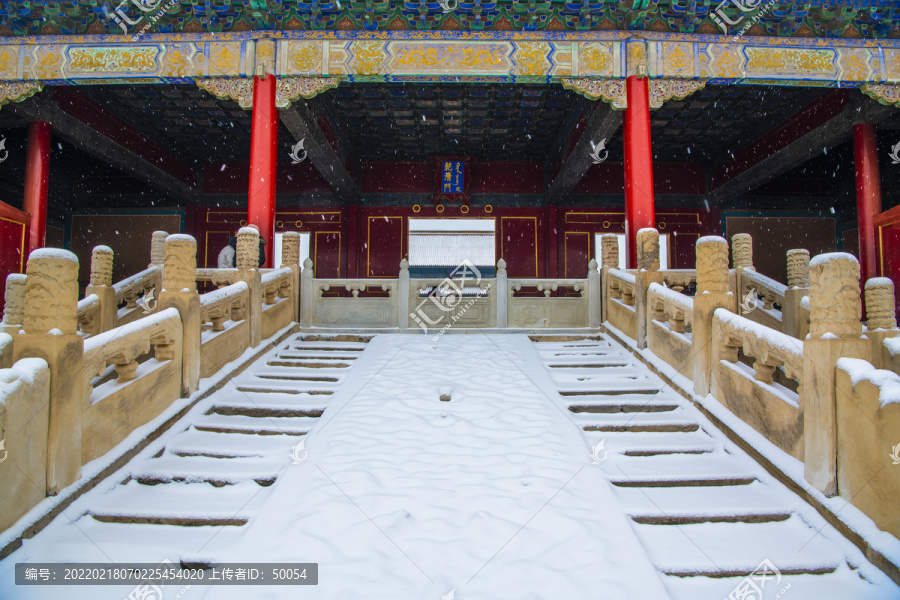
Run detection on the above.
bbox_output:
[276,77,341,109]
[649,78,707,109]
[561,78,626,110]
[0,82,44,108]
[196,78,254,109]
[626,40,647,77]
[861,83,900,107]
[350,41,389,76]
[662,42,694,78]
[0,47,18,79]
[68,47,158,73]
[706,44,743,80]
[208,42,241,76]
[578,42,614,77]
[160,44,195,78]
[255,39,276,77]
[837,48,871,82]
[286,40,323,74]
[513,42,551,78]
[31,45,65,80]
[745,48,834,76]
[388,42,509,73]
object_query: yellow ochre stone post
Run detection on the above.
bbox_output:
[600,234,619,324]
[1,273,26,336]
[731,233,754,315]
[86,245,117,334]
[692,236,733,397]
[158,234,201,397]
[864,277,899,370]
[784,249,810,339]
[636,228,663,350]
[237,226,262,347]
[281,231,301,324]
[12,248,83,494]
[803,252,869,497]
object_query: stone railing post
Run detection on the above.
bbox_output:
[864,277,899,369]
[398,259,410,329]
[12,249,83,494]
[636,228,663,349]
[158,234,200,397]
[300,257,313,328]
[783,249,810,339]
[1,273,26,336]
[692,237,733,396]
[803,253,869,497]
[236,227,262,347]
[588,259,601,328]
[281,231,301,324]
[85,245,117,333]
[496,258,508,329]
[150,231,168,267]
[731,233,753,314]
[600,234,618,323]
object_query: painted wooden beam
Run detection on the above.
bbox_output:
[547,100,621,203]
[279,102,359,204]
[8,90,195,203]
[708,94,894,204]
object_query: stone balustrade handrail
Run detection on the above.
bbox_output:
[648,282,694,331]
[200,281,249,331]
[316,278,398,297]
[76,294,100,336]
[659,269,696,292]
[113,266,160,305]
[607,268,636,285]
[196,268,238,287]
[741,268,787,307]
[509,279,586,297]
[83,307,182,389]
[714,307,803,382]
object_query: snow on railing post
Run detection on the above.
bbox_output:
[783,248,810,339]
[496,258,508,329]
[281,231,301,324]
[236,227,262,347]
[398,258,410,329]
[600,234,618,323]
[1,273,26,336]
[692,236,732,397]
[85,245,117,334]
[803,252,869,497]
[301,257,313,328]
[636,228,663,349]
[588,259,601,328]
[864,277,899,370]
[12,248,83,494]
[158,234,201,397]
[731,233,753,315]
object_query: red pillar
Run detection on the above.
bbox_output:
[853,123,882,286]
[248,74,278,268]
[23,121,51,257]
[623,75,655,269]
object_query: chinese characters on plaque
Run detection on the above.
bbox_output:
[442,161,464,194]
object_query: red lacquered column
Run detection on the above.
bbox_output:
[853,123,882,287]
[623,75,656,269]
[248,74,279,267]
[23,121,51,257]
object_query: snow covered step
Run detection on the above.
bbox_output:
[633,517,844,576]
[568,400,680,413]
[87,480,264,526]
[127,454,284,486]
[613,481,793,524]
[250,372,341,383]
[559,386,663,396]
[192,413,316,435]
[608,455,757,487]
[287,343,367,351]
[165,429,295,458]
[572,407,700,432]
[548,362,634,369]
[267,359,352,368]
[583,430,718,456]
[295,334,373,343]
[527,335,608,343]
[663,568,894,600]
[208,403,326,419]
[233,384,333,396]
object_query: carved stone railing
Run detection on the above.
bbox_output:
[507,276,594,329]
[113,266,162,327]
[199,281,250,378]
[739,268,788,332]
[81,307,183,463]
[196,268,238,288]
[605,268,638,339]
[303,265,400,328]
[645,282,694,378]
[660,269,696,294]
[260,267,294,340]
[411,277,495,331]
[76,294,101,337]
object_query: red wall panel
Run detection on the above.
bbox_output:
[201,162,332,194]
[572,162,706,195]
[361,161,543,194]
[365,214,405,277]
[563,231,591,279]
[0,211,26,308]
[499,215,540,278]
[874,204,900,315]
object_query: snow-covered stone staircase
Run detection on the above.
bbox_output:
[532,333,896,599]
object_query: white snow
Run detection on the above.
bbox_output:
[713,308,803,356]
[0,357,47,396]
[199,281,248,307]
[112,266,158,295]
[92,245,113,254]
[866,277,894,288]
[649,282,693,312]
[27,248,77,262]
[607,268,636,285]
[742,268,787,296]
[84,307,180,354]
[165,233,195,243]
[809,252,858,268]
[260,267,292,285]
[885,336,900,356]
[237,227,258,236]
[637,227,658,236]
[696,235,726,245]
[836,357,900,406]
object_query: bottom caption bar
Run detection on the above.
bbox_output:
[15,563,318,585]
